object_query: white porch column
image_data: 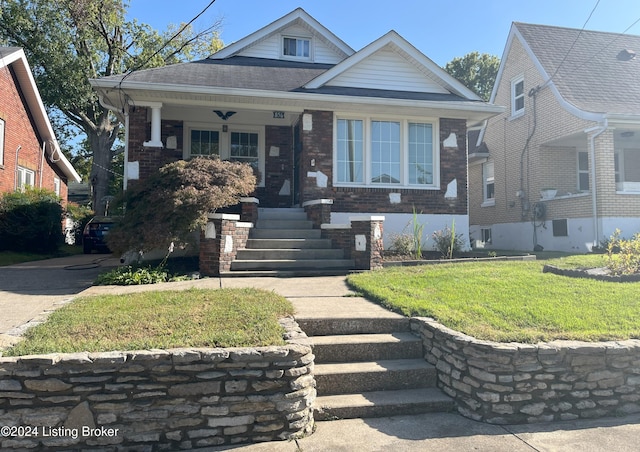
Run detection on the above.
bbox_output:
[141,102,163,148]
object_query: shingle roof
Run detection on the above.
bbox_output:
[516,22,640,115]
[0,46,21,59]
[98,56,334,92]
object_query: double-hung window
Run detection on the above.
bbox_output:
[185,125,265,186]
[511,76,525,117]
[577,151,589,191]
[283,37,310,59]
[335,116,438,188]
[17,166,35,191]
[482,161,495,205]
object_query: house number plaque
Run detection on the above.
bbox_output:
[273,111,285,119]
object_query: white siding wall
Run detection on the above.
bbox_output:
[327,49,448,93]
[238,25,345,64]
[331,212,471,250]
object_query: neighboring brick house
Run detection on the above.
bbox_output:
[0,47,80,200]
[470,23,640,252]
[90,8,501,251]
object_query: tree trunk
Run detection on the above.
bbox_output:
[87,113,119,216]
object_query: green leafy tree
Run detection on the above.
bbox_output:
[0,0,223,214]
[107,158,257,255]
[445,52,500,101]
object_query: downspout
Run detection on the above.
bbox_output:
[14,145,21,190]
[123,111,130,191]
[586,118,608,250]
[39,141,46,188]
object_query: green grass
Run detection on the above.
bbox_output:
[0,245,83,266]
[347,254,640,343]
[5,288,294,356]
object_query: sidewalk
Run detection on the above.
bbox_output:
[2,257,640,451]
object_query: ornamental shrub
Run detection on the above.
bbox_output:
[106,157,256,255]
[431,223,465,259]
[605,229,640,275]
[0,188,64,253]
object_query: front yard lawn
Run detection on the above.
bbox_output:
[347,254,640,343]
[5,288,294,356]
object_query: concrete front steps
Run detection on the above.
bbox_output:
[293,296,454,420]
[227,208,354,275]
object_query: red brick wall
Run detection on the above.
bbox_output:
[0,65,68,200]
[127,107,183,183]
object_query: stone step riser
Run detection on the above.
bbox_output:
[250,229,322,239]
[236,249,345,260]
[258,208,306,221]
[230,259,355,271]
[312,338,423,363]
[245,239,333,249]
[315,366,437,395]
[256,219,314,229]
[297,318,411,336]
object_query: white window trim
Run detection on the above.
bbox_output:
[510,75,525,118]
[183,123,265,187]
[332,113,440,190]
[54,177,61,196]
[0,118,5,166]
[577,151,590,192]
[281,35,313,61]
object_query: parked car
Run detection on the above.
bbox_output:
[82,217,116,254]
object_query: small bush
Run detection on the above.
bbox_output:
[0,188,63,253]
[431,224,465,259]
[389,233,415,255]
[605,229,640,275]
[95,264,189,286]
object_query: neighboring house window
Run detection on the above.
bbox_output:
[577,151,589,191]
[230,131,259,172]
[334,116,439,189]
[614,149,640,191]
[283,37,310,59]
[54,177,61,196]
[190,129,219,156]
[17,166,35,191]
[552,219,568,237]
[0,118,4,165]
[336,119,364,183]
[511,76,525,116]
[481,228,492,245]
[482,161,495,205]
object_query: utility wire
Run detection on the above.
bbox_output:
[119,0,217,85]
[544,0,601,85]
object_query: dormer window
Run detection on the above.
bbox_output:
[283,36,310,59]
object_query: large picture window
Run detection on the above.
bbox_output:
[334,116,439,189]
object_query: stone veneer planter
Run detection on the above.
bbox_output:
[411,317,640,424]
[0,318,315,450]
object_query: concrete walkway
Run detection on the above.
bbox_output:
[2,255,640,451]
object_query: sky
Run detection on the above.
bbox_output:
[126,0,640,67]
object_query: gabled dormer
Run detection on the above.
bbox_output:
[210,8,354,64]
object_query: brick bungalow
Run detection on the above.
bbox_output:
[90,8,502,272]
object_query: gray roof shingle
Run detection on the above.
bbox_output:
[516,22,640,115]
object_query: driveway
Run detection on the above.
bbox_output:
[0,254,119,343]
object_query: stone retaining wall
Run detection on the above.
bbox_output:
[0,318,315,450]
[411,317,640,424]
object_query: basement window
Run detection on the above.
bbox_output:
[552,219,568,237]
